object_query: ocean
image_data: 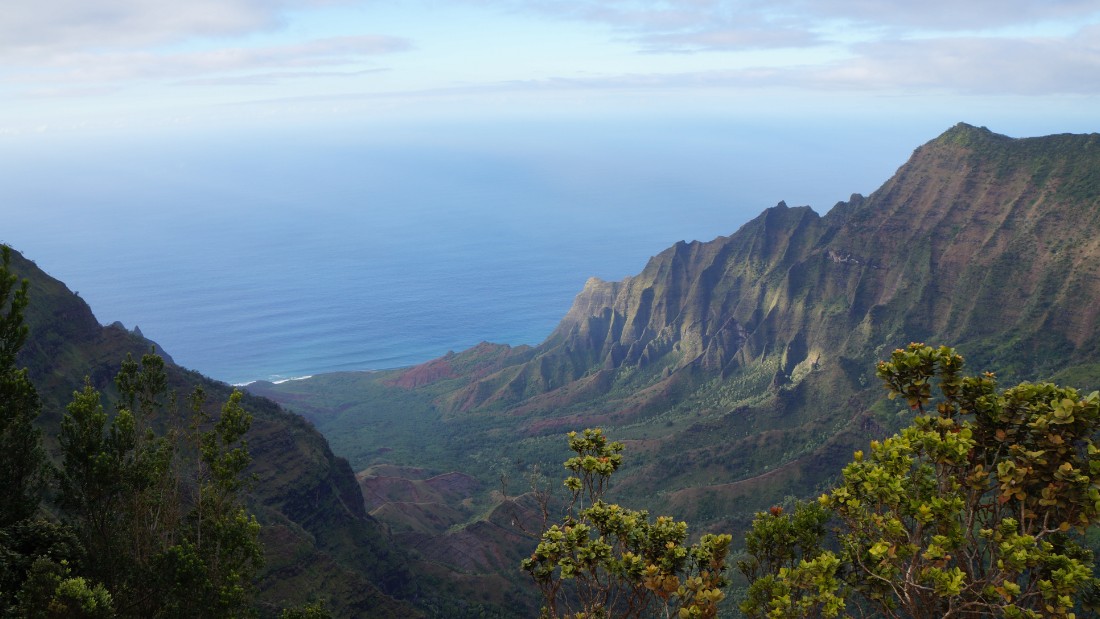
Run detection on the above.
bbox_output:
[2,117,920,384]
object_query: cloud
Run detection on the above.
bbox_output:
[0,0,332,55]
[385,23,1100,97]
[180,68,388,87]
[488,0,825,51]
[441,2,1100,94]
[634,25,822,52]
[485,0,1100,52]
[816,29,1100,95]
[496,0,1100,31]
[0,0,416,99]
[4,0,1098,116]
[6,35,411,97]
[788,0,1100,31]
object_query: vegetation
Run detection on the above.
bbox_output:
[740,344,1100,618]
[0,246,262,618]
[522,428,733,618]
[56,355,262,617]
[0,246,49,528]
[8,122,1100,617]
[0,245,79,616]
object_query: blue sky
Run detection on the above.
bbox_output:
[3,1,1100,381]
[2,0,1099,136]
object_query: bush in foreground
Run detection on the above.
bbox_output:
[523,428,732,618]
[741,344,1100,619]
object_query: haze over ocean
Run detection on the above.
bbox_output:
[1,0,1095,384]
[0,117,1063,384]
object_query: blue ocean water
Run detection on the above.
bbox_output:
[2,118,918,384]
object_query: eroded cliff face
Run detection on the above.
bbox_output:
[549,203,825,374]
[441,203,826,411]
[439,124,1100,414]
[823,124,1100,360]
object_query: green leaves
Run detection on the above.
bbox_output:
[0,245,50,531]
[0,246,30,371]
[743,344,1100,619]
[562,428,625,507]
[16,557,115,618]
[524,429,732,618]
[0,250,265,617]
[55,356,262,618]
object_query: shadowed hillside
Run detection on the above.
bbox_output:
[8,250,425,618]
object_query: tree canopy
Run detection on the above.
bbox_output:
[0,244,262,618]
[0,245,49,528]
[522,428,733,618]
[740,343,1100,619]
[56,355,262,617]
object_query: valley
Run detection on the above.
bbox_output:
[250,123,1100,615]
[7,122,1100,617]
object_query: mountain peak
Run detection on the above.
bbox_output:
[932,122,1010,147]
[429,124,1100,414]
[252,125,1100,612]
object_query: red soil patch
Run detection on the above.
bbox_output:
[386,356,457,388]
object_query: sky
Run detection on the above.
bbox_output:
[2,0,1100,136]
[2,1,1100,382]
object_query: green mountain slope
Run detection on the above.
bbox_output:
[7,250,423,617]
[251,123,1100,613]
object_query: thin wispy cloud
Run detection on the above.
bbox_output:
[487,0,827,52]
[826,29,1100,95]
[1,0,1097,128]
[388,19,1100,98]
[465,0,1100,92]
[180,68,389,88]
[633,25,823,53]
[0,0,333,53]
[5,35,410,98]
[788,0,1100,31]
[479,0,1100,61]
[492,0,1100,34]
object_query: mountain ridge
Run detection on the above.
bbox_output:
[6,249,425,617]
[249,123,1100,615]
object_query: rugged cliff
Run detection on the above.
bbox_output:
[441,124,1100,416]
[254,123,1100,616]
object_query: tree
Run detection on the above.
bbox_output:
[737,501,834,618]
[0,245,261,616]
[162,386,263,617]
[0,245,49,527]
[57,353,262,617]
[522,428,733,618]
[16,558,114,619]
[56,379,145,604]
[279,601,334,619]
[0,245,62,616]
[740,343,1100,619]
